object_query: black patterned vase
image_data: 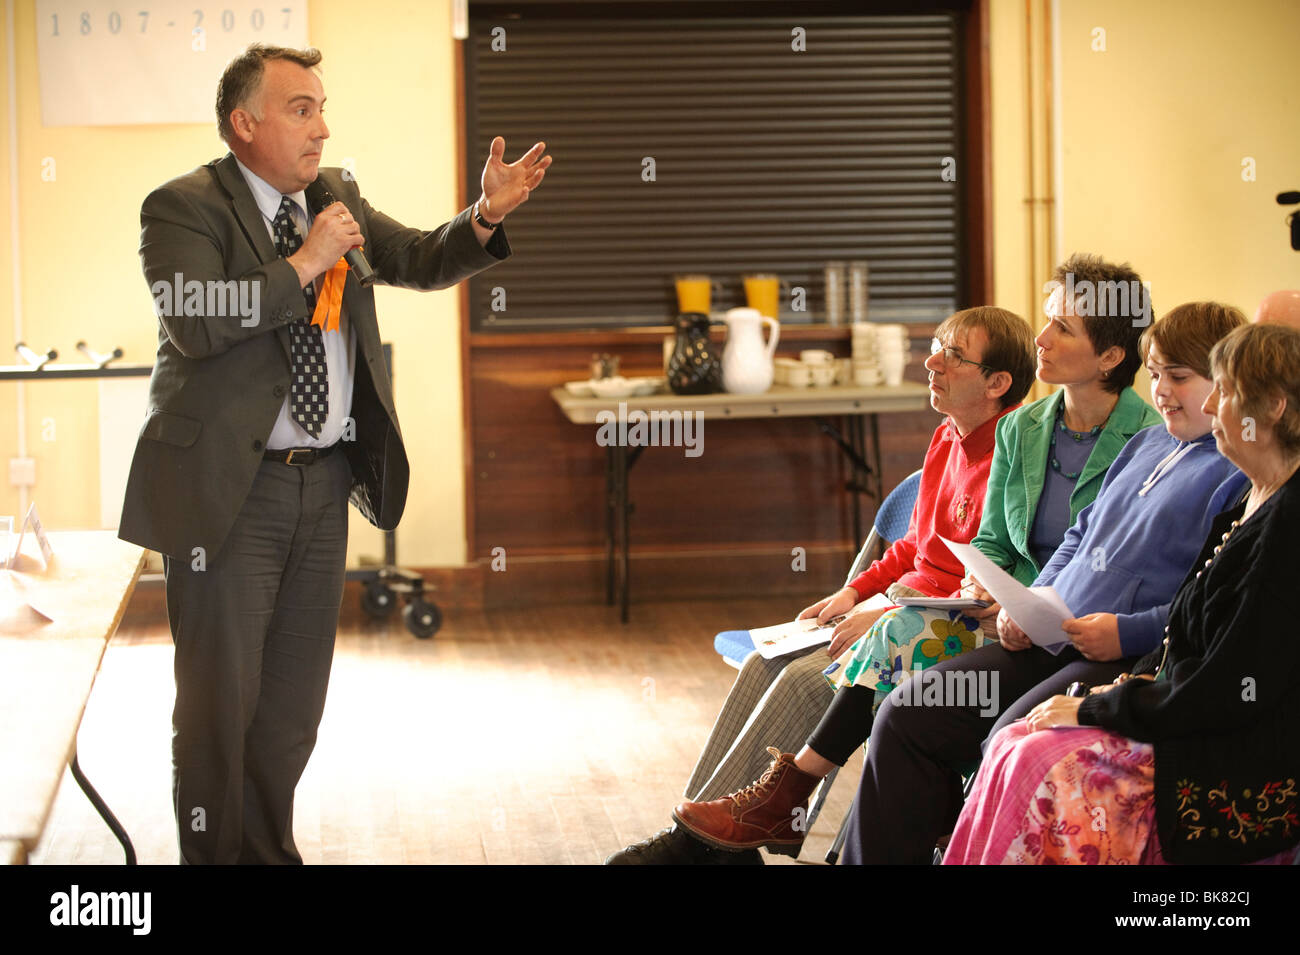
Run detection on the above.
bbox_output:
[667,312,722,395]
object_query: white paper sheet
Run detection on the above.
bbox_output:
[939,537,1073,654]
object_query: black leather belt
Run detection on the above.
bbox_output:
[264,443,339,466]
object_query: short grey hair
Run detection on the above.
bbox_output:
[215,43,322,144]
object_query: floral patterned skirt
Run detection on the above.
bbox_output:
[944,722,1300,865]
[822,604,998,709]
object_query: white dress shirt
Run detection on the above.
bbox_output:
[235,158,356,450]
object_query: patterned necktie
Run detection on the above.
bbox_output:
[271,197,328,437]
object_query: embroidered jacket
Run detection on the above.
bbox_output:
[1079,466,1300,864]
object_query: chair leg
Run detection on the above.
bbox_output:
[932,771,978,865]
[806,765,837,830]
[825,798,852,865]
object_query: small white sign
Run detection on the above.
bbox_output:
[36,0,310,126]
[6,503,54,571]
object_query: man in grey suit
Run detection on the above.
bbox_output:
[119,44,550,863]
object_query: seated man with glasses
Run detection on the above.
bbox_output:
[606,306,1036,864]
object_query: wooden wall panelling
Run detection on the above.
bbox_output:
[468,326,940,607]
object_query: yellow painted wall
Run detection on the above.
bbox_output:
[0,0,466,566]
[1053,0,1300,316]
[989,0,1300,357]
[989,0,1034,327]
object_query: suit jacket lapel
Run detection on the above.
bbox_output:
[214,153,293,363]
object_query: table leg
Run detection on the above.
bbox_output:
[617,443,630,623]
[869,413,884,507]
[617,446,646,624]
[605,444,616,605]
[848,415,865,545]
[814,416,874,546]
[70,750,136,865]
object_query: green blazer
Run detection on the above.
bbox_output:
[971,387,1162,585]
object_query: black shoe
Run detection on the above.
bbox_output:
[604,824,764,865]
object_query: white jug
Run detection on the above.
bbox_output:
[720,307,780,394]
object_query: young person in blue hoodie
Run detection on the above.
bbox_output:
[668,301,1249,861]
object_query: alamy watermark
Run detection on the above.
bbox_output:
[889,667,1000,717]
[1043,272,1152,327]
[151,274,261,327]
[595,402,703,458]
[49,885,150,935]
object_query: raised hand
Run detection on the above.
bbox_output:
[478,137,551,222]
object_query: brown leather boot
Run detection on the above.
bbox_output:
[672,748,822,852]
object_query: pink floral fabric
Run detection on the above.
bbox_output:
[945,722,1300,865]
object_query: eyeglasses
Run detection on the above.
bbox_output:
[930,338,995,373]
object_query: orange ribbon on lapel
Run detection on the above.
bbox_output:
[310,257,351,333]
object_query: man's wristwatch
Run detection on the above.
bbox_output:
[1065,681,1091,698]
[473,199,501,230]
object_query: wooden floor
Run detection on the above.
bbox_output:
[30,594,864,865]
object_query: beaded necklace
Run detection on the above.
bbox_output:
[1155,516,1242,679]
[1049,403,1104,480]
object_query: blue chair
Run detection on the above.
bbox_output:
[708,470,923,843]
[713,469,922,667]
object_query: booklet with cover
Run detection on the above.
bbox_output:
[895,596,990,611]
[749,592,896,659]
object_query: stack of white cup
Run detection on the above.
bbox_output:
[873,324,910,386]
[850,324,881,386]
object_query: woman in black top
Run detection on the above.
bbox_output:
[945,323,1300,865]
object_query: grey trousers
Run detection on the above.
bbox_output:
[682,582,960,801]
[683,645,834,801]
[163,451,351,864]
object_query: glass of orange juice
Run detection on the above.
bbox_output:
[743,273,782,319]
[674,275,715,314]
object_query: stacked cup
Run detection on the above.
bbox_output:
[851,323,881,386]
[774,350,838,387]
[874,324,910,386]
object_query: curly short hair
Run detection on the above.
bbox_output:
[1049,253,1153,394]
[216,44,322,144]
[1210,323,1300,455]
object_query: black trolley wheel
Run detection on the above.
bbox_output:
[361,580,398,618]
[403,599,442,639]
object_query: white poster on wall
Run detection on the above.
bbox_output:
[36,0,309,127]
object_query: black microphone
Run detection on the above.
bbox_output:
[1277,191,1300,205]
[304,180,376,287]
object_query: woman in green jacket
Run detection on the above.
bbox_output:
[824,254,1162,705]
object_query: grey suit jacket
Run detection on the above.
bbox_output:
[119,153,508,560]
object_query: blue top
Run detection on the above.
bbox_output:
[1029,416,1101,567]
[1036,426,1249,658]
[972,388,1162,587]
